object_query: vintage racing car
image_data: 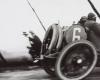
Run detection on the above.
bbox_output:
[40,23,99,80]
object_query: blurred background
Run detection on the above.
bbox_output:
[0,0,99,53]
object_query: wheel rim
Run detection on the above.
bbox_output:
[61,46,93,78]
[56,40,97,80]
[42,58,56,76]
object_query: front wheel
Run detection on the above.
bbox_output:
[55,40,97,80]
[41,58,56,76]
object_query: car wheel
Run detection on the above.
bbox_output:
[55,40,97,80]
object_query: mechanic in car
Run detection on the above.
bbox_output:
[84,12,100,52]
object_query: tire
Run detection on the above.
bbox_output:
[42,23,59,55]
[55,40,97,80]
[56,25,63,51]
[41,24,62,76]
[41,58,56,76]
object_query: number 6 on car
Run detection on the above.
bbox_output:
[72,27,81,41]
[65,24,87,43]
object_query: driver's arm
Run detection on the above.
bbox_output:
[85,21,100,36]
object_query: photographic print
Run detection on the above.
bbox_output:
[0,0,100,80]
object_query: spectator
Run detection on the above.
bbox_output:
[23,31,42,59]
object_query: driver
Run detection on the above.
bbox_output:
[78,16,87,27]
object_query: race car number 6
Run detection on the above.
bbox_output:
[72,27,81,41]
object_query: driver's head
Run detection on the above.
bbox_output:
[80,16,87,22]
[79,16,87,25]
[87,12,96,21]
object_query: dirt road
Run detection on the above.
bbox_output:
[0,66,100,80]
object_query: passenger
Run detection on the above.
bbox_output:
[84,12,100,51]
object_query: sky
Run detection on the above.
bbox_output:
[0,0,100,52]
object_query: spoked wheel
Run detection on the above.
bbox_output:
[42,58,56,76]
[55,40,97,80]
